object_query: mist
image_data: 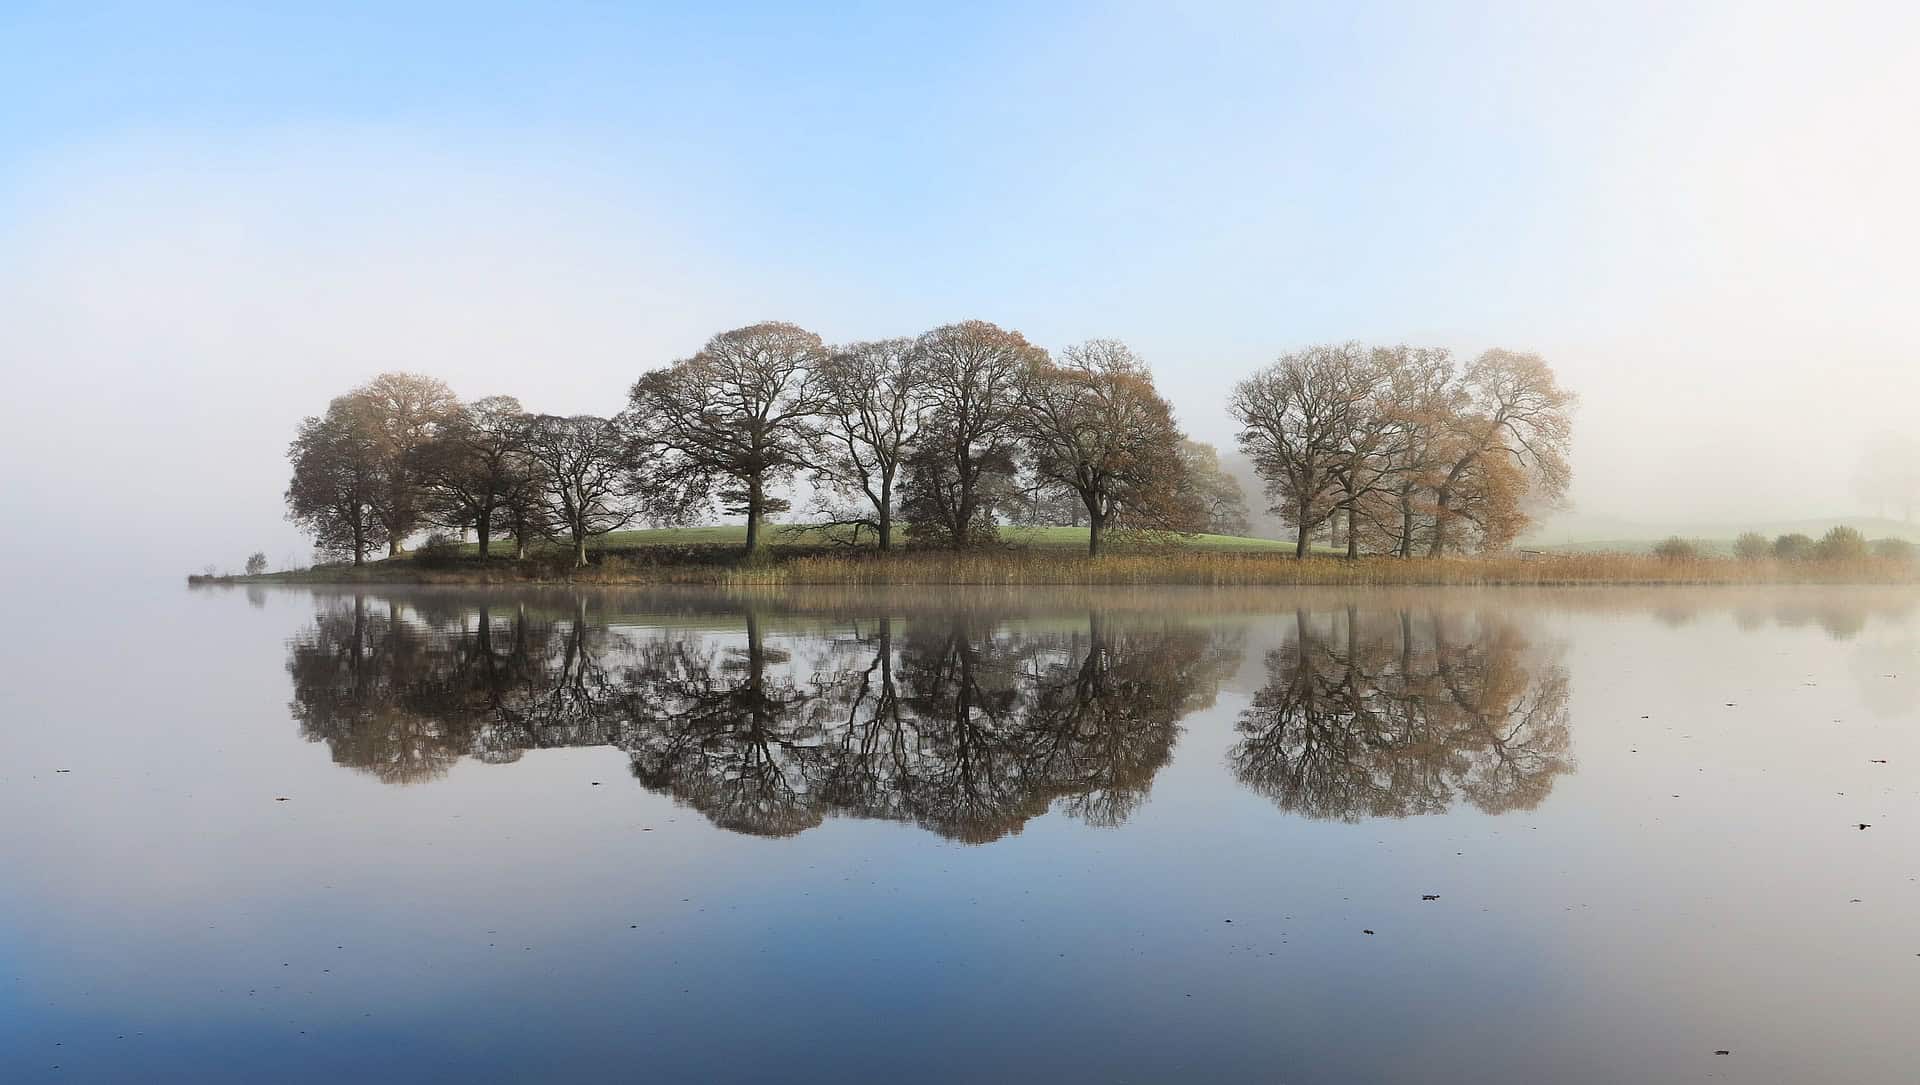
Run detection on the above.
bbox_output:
[3,3,1917,575]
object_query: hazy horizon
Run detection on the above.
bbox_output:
[5,2,1917,574]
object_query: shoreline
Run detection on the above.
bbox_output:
[187,549,1920,589]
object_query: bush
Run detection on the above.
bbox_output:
[1652,536,1699,562]
[1732,532,1770,561]
[245,551,269,576]
[416,532,465,569]
[1814,525,1868,562]
[1872,537,1916,562]
[1772,533,1814,561]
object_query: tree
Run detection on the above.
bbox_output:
[1428,350,1574,556]
[1773,533,1814,561]
[523,414,638,566]
[1652,536,1699,561]
[1323,347,1411,560]
[1733,532,1770,561]
[347,373,461,557]
[416,395,533,559]
[629,322,829,553]
[812,338,925,550]
[1365,347,1459,558]
[245,552,268,576]
[1179,440,1251,537]
[285,396,389,565]
[1019,340,1198,555]
[905,320,1045,547]
[1815,525,1868,562]
[1230,344,1364,558]
[498,460,552,560]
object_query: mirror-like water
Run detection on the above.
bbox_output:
[3,585,1916,1082]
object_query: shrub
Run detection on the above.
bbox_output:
[1772,533,1814,561]
[1872,537,1916,562]
[1652,536,1699,562]
[1732,532,1770,561]
[245,552,269,576]
[416,532,465,569]
[1814,525,1868,562]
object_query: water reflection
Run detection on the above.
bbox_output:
[287,596,1240,841]
[278,587,1920,835]
[1232,608,1571,820]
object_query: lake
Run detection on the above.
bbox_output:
[2,583,1916,1082]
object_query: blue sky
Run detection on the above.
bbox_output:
[4,2,1917,571]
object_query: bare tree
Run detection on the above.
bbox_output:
[905,320,1045,547]
[812,338,925,550]
[285,396,389,565]
[1427,350,1574,556]
[629,322,829,553]
[1230,344,1366,558]
[417,395,534,559]
[1178,440,1251,537]
[245,552,268,576]
[1322,348,1411,559]
[1019,340,1197,555]
[524,414,637,566]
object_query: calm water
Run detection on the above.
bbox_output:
[2,583,1917,1082]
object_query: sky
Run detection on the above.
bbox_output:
[3,1,1917,574]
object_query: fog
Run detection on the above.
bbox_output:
[2,3,1916,575]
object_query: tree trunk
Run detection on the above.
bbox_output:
[1428,488,1453,557]
[1399,496,1415,560]
[388,535,401,558]
[573,532,588,567]
[744,474,763,553]
[1088,508,1105,557]
[1346,504,1359,560]
[877,476,893,551]
[477,501,493,559]
[1295,502,1311,559]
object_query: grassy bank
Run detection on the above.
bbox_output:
[200,545,1920,588]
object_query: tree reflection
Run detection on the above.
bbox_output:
[283,596,1237,841]
[1231,608,1572,821]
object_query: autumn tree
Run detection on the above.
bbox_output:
[811,338,925,549]
[417,395,535,559]
[1230,344,1366,558]
[903,320,1046,548]
[1178,440,1251,537]
[1019,340,1198,555]
[1427,350,1574,556]
[629,322,829,553]
[345,373,461,557]
[285,396,389,565]
[523,414,638,566]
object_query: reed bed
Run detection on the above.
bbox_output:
[702,550,1918,587]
